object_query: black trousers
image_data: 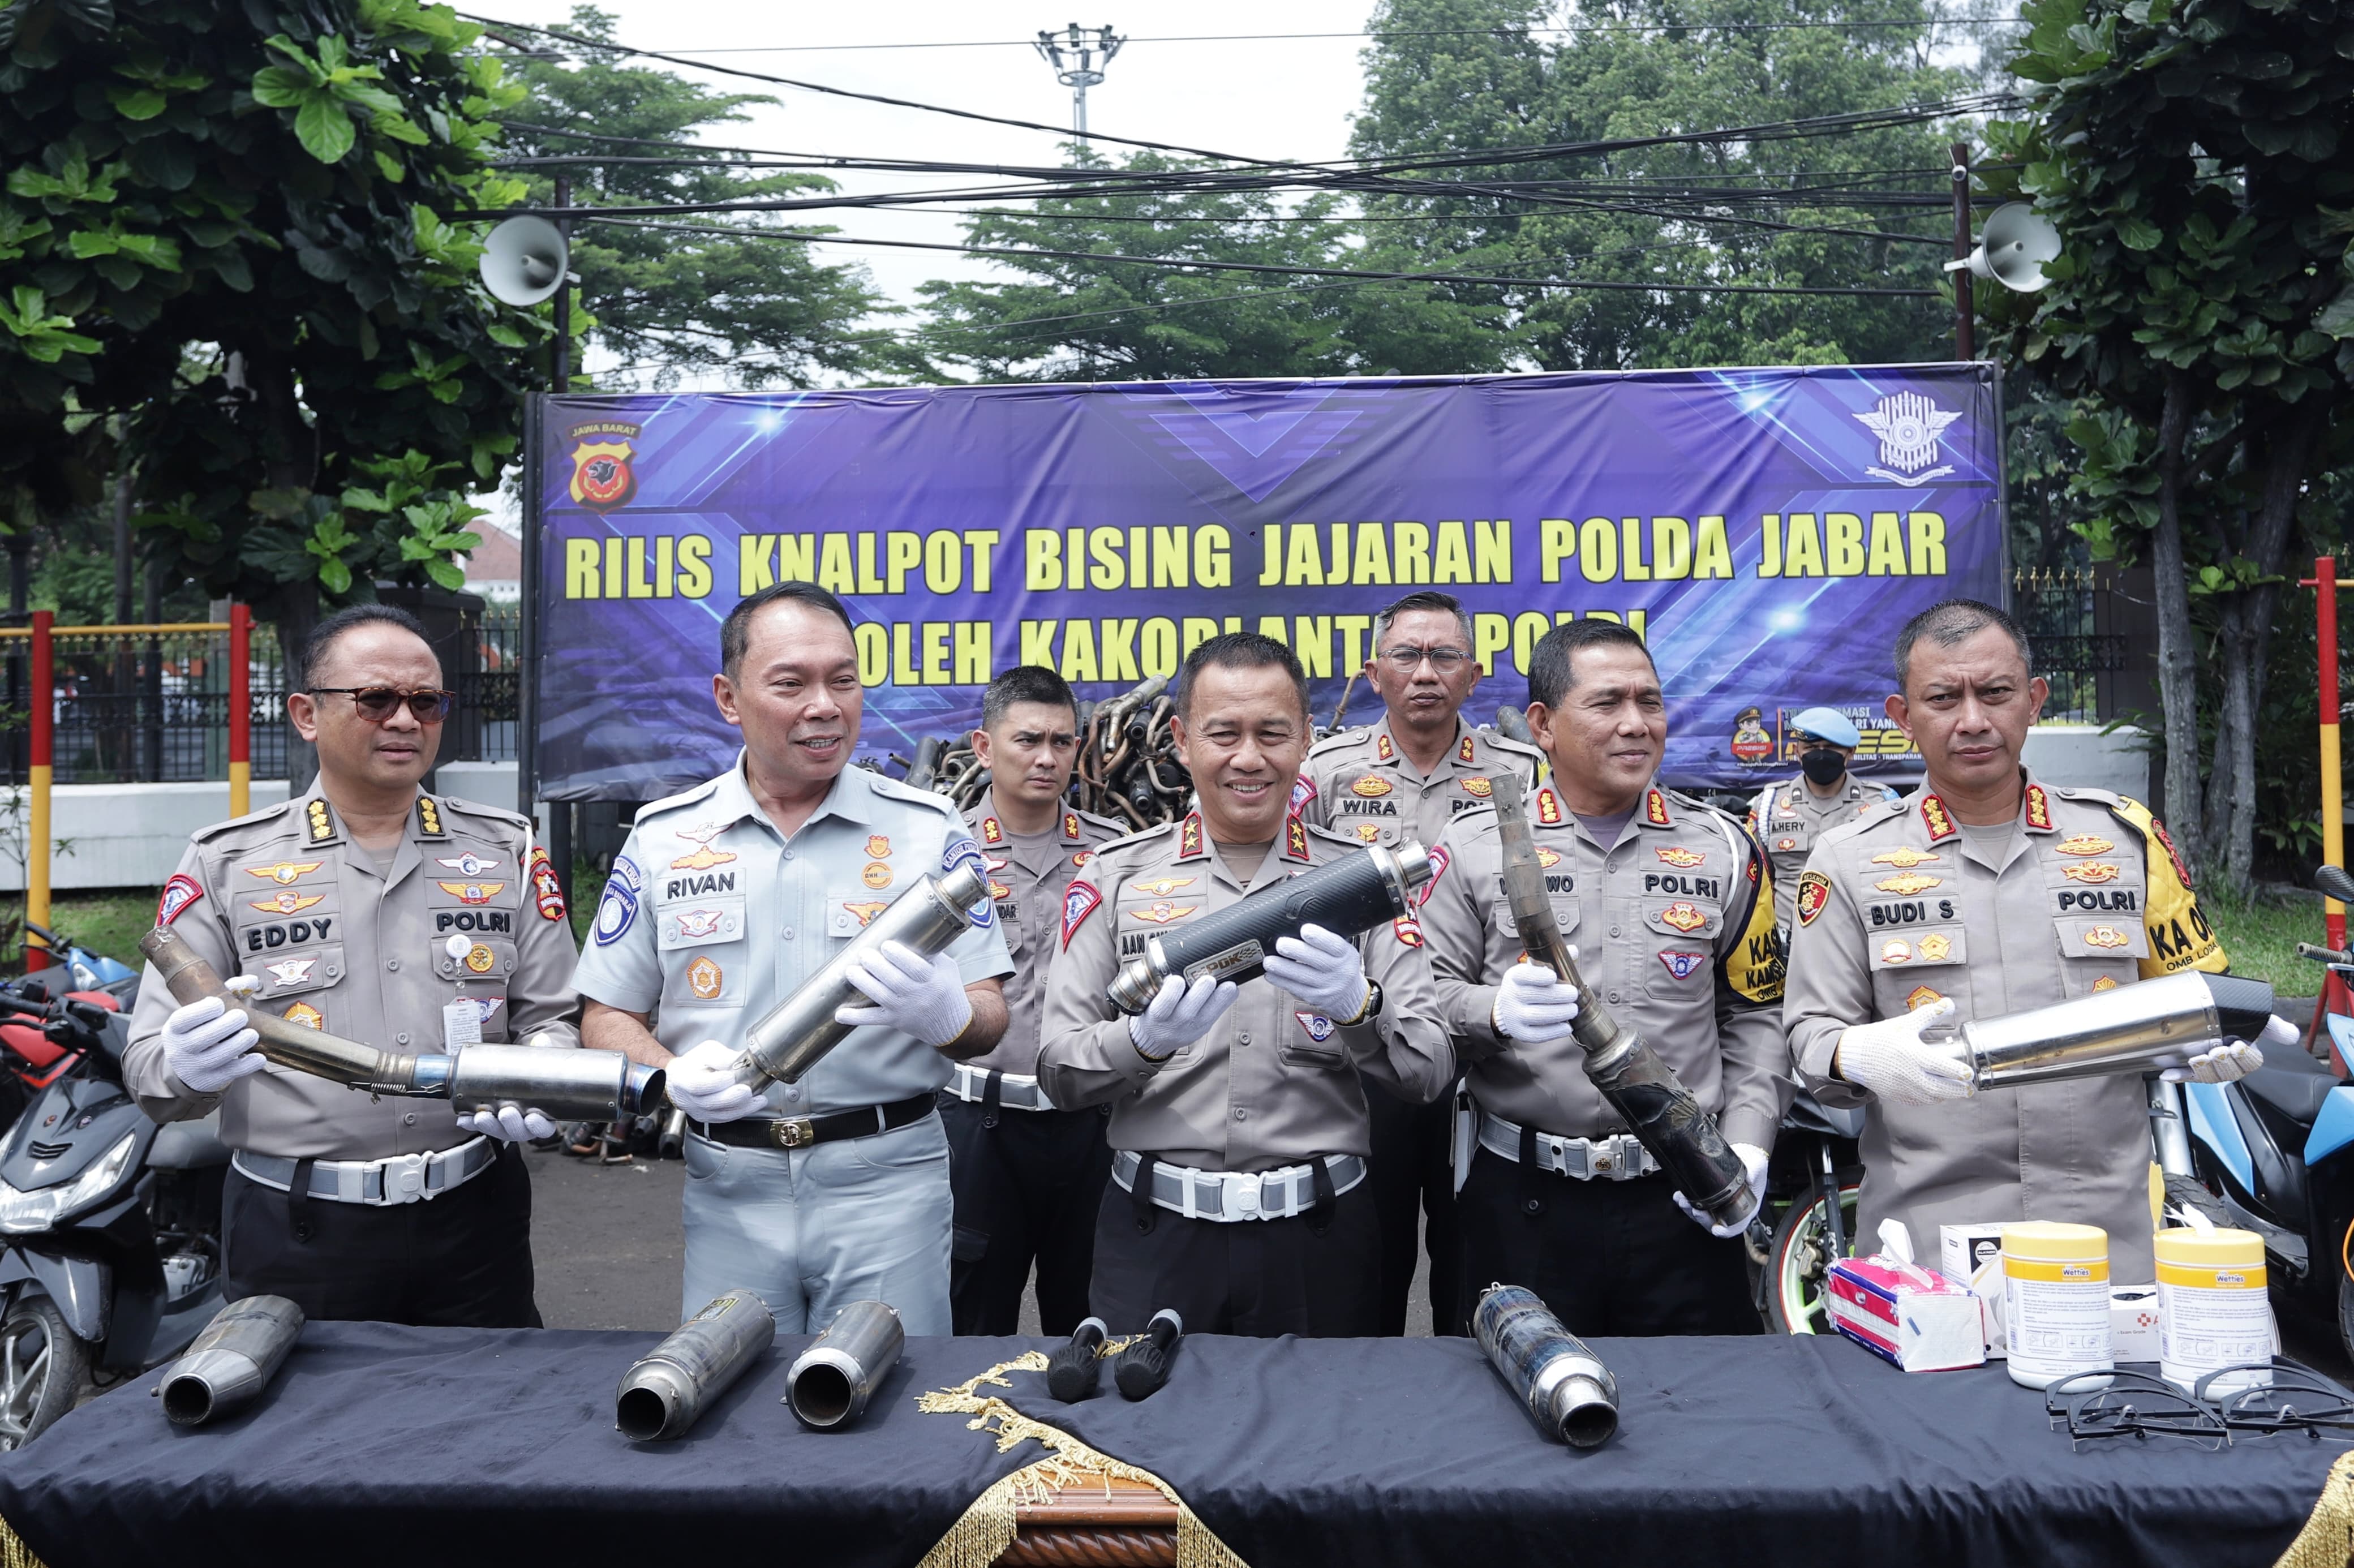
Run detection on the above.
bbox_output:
[939,1094,1113,1336]
[222,1142,542,1328]
[1363,1075,1463,1335]
[1088,1167,1380,1338]
[1454,1145,1758,1338]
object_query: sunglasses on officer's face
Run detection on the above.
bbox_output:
[306,686,455,724]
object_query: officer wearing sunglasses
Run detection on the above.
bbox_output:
[125,604,585,1328]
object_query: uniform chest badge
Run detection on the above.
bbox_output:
[2083,925,2130,949]
[987,880,1012,901]
[1072,852,1094,869]
[1656,846,1705,869]
[1870,847,1941,869]
[1460,776,1493,800]
[1776,837,1799,852]
[1351,776,1392,798]
[862,862,892,890]
[1534,847,1562,868]
[1355,823,1382,842]
[435,881,504,905]
[436,853,501,878]
[984,854,1010,873]
[1880,938,1914,964]
[251,891,324,916]
[1133,902,1196,925]
[675,909,725,939]
[1905,986,1945,1011]
[1295,1012,1337,1042]
[1130,877,1196,897]
[2057,835,2115,857]
[1796,871,1831,927]
[247,860,324,885]
[1918,934,1953,961]
[464,943,496,974]
[1657,951,1706,980]
[1874,873,1941,896]
[670,824,737,872]
[2092,975,2119,992]
[264,957,316,987]
[686,955,723,999]
[866,835,892,860]
[283,1002,324,1030]
[1659,901,1707,932]
[843,900,888,928]
[2063,862,2121,884]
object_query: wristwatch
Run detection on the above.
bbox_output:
[1335,981,1384,1028]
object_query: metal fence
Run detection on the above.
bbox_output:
[2012,567,2133,723]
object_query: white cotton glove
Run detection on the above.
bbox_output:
[462,1105,558,1142]
[835,939,974,1047]
[2163,1014,2291,1084]
[1673,1142,1770,1238]
[1127,974,1238,1062]
[665,1039,762,1124]
[1490,958,1582,1045]
[162,981,266,1095]
[1835,996,1972,1105]
[1263,923,1371,1022]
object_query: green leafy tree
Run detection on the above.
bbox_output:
[1982,0,2354,893]
[498,7,884,389]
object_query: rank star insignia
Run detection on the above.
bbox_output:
[283,1002,324,1030]
[2024,785,2052,831]
[1535,789,1563,826]
[1458,734,1477,764]
[1129,877,1196,898]
[1644,789,1672,827]
[1881,938,1914,964]
[416,797,444,836]
[981,818,1005,845]
[251,890,325,916]
[687,955,723,1000]
[1460,776,1493,800]
[465,943,496,973]
[1918,934,1953,961]
[843,900,889,927]
[2083,925,2130,949]
[1063,811,1081,841]
[1874,873,1942,896]
[264,957,316,987]
[1179,816,1202,858]
[1919,794,1957,842]
[862,862,893,890]
[306,800,334,843]
[1655,846,1706,869]
[247,860,325,885]
[1657,950,1707,980]
[1286,818,1309,861]
[435,853,501,878]
[1534,847,1562,868]
[1905,986,1945,1012]
[1659,901,1706,933]
[1796,871,1831,927]
[1870,848,1941,869]
[1351,776,1393,798]
[1133,902,1197,925]
[435,881,504,905]
[2063,862,2121,884]
[866,835,892,860]
[1375,733,1395,761]
[2057,835,2115,857]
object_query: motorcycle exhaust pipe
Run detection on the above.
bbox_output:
[616,1288,775,1442]
[143,926,662,1117]
[160,1295,304,1427]
[1958,970,2278,1092]
[785,1300,904,1429]
[727,866,990,1090]
[1473,1283,1618,1449]
[1105,843,1434,1015]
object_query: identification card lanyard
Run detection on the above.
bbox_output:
[441,932,484,1046]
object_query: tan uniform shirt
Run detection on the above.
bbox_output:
[124,789,583,1160]
[963,801,1128,1079]
[1407,781,1790,1152]
[1038,809,1454,1171]
[1783,773,2228,1281]
[1299,716,1545,852]
[1748,774,1900,934]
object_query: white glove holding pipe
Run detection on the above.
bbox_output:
[1673,1142,1770,1237]
[1834,996,1972,1105]
[1490,957,1582,1045]
[665,1039,762,1125]
[162,978,266,1095]
[1263,923,1371,1022]
[1128,974,1237,1063]
[835,940,973,1047]
[2162,1013,2291,1084]
[463,1105,558,1142]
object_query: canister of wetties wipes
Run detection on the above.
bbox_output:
[2154,1226,2271,1396]
[2001,1222,2111,1390]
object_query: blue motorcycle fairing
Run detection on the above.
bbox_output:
[2329,1013,2354,1077]
[2307,1085,2354,1166]
[2187,1080,2256,1194]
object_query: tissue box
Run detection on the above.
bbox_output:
[1827,1254,1987,1372]
[2111,1286,2162,1362]
[1940,1222,2010,1359]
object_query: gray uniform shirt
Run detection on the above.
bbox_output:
[124,789,583,1159]
[1299,715,1544,852]
[571,755,1013,1117]
[1038,809,1454,1171]
[1747,774,1900,934]
[964,801,1128,1079]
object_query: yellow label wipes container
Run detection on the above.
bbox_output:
[2155,1227,2270,1395]
[2002,1222,2112,1390]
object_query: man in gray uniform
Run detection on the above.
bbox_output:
[942,665,1127,1334]
[574,583,1012,1332]
[1298,590,1544,1334]
[127,604,582,1326]
[1746,705,1898,936]
[1040,633,1454,1337]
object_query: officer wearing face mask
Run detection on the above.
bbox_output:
[1746,708,1898,939]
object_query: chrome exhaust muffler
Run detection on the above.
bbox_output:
[785,1300,903,1430]
[1957,970,2278,1092]
[616,1289,775,1441]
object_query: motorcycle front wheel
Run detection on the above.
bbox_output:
[1767,1183,1861,1335]
[0,1295,86,1449]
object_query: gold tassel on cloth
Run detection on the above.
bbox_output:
[2274,1448,2354,1568]
[0,1513,51,1568]
[913,1351,1249,1568]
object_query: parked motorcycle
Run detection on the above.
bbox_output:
[1750,1092,1865,1333]
[20,921,139,1007]
[0,986,228,1448]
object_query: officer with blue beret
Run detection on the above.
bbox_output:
[1746,706,1899,938]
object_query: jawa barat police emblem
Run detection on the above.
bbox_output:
[566,420,642,510]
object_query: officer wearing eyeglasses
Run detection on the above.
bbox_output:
[1297,591,1544,1335]
[1745,707,1899,939]
[126,604,583,1327]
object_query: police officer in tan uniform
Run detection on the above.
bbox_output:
[1040,633,1454,1337]
[1745,706,1898,937]
[1411,620,1786,1336]
[126,605,581,1326]
[1298,590,1544,1334]
[1784,600,2280,1284]
[943,666,1127,1334]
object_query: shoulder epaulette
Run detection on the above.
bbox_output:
[1073,806,1129,838]
[2060,784,2129,810]
[190,797,300,843]
[1092,819,1178,860]
[1304,727,1369,757]
[634,776,723,820]
[437,795,533,832]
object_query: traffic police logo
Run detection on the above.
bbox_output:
[1130,877,1196,898]
[1061,882,1102,948]
[1351,776,1393,798]
[251,890,324,916]
[157,874,204,926]
[1918,934,1953,961]
[566,422,642,511]
[2063,863,2121,884]
[283,1002,324,1030]
[593,855,641,947]
[2083,926,2130,949]
[843,900,888,927]
[1392,915,1424,946]
[465,943,496,974]
[1871,848,1941,869]
[247,860,324,885]
[942,836,994,927]
[265,957,316,987]
[1133,902,1196,925]
[1874,873,1941,896]
[1730,706,1775,766]
[1905,986,1944,1011]
[1295,1012,1337,1043]
[1287,777,1317,814]
[1659,901,1706,933]
[1460,776,1493,800]
[1533,847,1561,868]
[435,881,504,905]
[1796,871,1831,927]
[2057,835,2115,857]
[1881,938,1914,964]
[437,853,501,878]
[687,956,723,1000]
[1656,846,1706,869]
[862,862,892,890]
[1417,844,1450,905]
[675,909,724,939]
[1657,950,1706,980]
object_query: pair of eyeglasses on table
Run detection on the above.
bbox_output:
[2044,1361,2354,1450]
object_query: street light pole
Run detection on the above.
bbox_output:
[1034,23,1123,141]
[1951,141,1975,362]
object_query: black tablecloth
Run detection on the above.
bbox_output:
[0,1326,2340,1567]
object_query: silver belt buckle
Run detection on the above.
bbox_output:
[383,1152,427,1205]
[1231,1171,1262,1219]
[768,1117,816,1150]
